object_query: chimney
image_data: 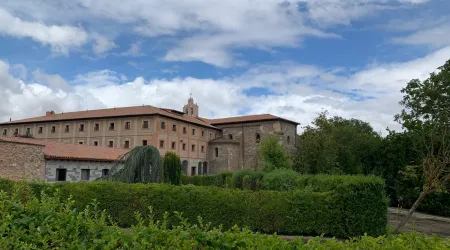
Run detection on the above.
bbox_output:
[46,111,55,116]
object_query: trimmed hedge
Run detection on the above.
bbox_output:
[181,171,232,187]
[0,178,387,238]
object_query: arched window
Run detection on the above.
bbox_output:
[198,162,202,175]
[256,133,261,143]
[182,160,188,175]
[228,134,233,140]
[287,136,290,145]
[203,162,208,175]
[190,107,194,115]
[215,147,219,157]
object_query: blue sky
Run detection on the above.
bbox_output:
[0,0,450,133]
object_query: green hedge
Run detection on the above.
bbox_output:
[181,171,232,187]
[0,178,387,238]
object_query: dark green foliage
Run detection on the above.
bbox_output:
[1,187,448,249]
[262,169,298,191]
[180,171,232,187]
[103,145,163,183]
[231,169,264,190]
[163,152,181,185]
[258,135,293,172]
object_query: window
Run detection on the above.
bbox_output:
[203,163,208,175]
[143,140,148,146]
[191,167,196,176]
[201,145,205,153]
[191,144,195,152]
[81,169,90,181]
[209,132,212,138]
[125,122,131,130]
[38,127,43,134]
[124,140,130,148]
[183,127,187,134]
[190,107,193,115]
[102,169,109,176]
[256,133,261,143]
[108,141,114,148]
[160,121,166,129]
[3,129,7,135]
[228,134,233,140]
[192,128,196,136]
[14,128,18,136]
[171,141,176,149]
[172,124,177,132]
[79,124,85,132]
[79,141,83,145]
[26,128,31,134]
[65,125,70,133]
[109,123,115,130]
[142,120,149,129]
[215,147,219,157]
[182,143,186,151]
[51,126,56,133]
[201,130,205,137]
[287,136,290,145]
[56,169,67,182]
[94,123,100,131]
[93,141,99,146]
[159,140,165,149]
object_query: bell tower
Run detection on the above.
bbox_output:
[183,93,199,117]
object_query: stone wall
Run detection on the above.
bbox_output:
[45,160,118,182]
[207,140,240,174]
[0,141,46,181]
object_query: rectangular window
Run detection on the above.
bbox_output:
[79,141,83,145]
[124,140,130,148]
[102,169,109,176]
[125,122,131,130]
[171,141,176,149]
[191,167,196,176]
[192,129,196,136]
[93,141,99,146]
[182,143,186,151]
[172,124,177,131]
[159,140,165,149]
[108,141,114,148]
[161,121,166,129]
[201,145,205,153]
[26,128,31,134]
[79,124,85,132]
[183,127,187,134]
[51,126,56,133]
[81,169,90,181]
[3,129,7,135]
[209,132,212,138]
[142,140,148,146]
[201,130,205,137]
[142,121,149,129]
[56,169,67,182]
[38,127,43,134]
[191,144,195,152]
[94,123,100,131]
[14,128,18,136]
[109,123,115,130]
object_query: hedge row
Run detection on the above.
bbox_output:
[181,171,233,187]
[1,189,447,249]
[0,178,387,238]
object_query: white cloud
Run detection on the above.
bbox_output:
[121,42,145,57]
[91,33,117,55]
[391,23,450,47]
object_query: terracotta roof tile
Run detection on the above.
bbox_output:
[0,136,128,162]
[209,114,299,125]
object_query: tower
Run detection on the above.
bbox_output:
[183,93,199,117]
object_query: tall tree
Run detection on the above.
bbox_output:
[258,134,293,172]
[163,152,182,185]
[394,59,450,232]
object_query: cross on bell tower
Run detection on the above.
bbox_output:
[183,94,199,117]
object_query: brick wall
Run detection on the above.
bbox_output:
[0,141,46,181]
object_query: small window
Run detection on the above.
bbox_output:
[191,144,195,152]
[190,107,194,115]
[26,128,31,134]
[79,141,83,145]
[65,125,70,133]
[182,143,186,151]
[228,134,233,140]
[79,124,85,132]
[142,121,149,129]
[159,140,165,149]
[125,122,131,130]
[81,169,90,181]
[109,123,115,130]
[102,169,109,176]
[183,127,187,134]
[201,145,205,153]
[94,123,100,131]
[287,136,290,145]
[3,129,7,135]
[209,132,212,138]
[51,126,56,133]
[161,121,166,129]
[143,140,148,146]
[124,140,130,148]
[256,133,261,143]
[56,169,67,182]
[201,130,205,137]
[192,129,196,136]
[108,141,114,148]
[38,127,43,134]
[215,147,219,157]
[171,141,176,149]
[14,128,18,136]
[172,124,177,131]
[93,141,99,146]
[191,167,196,176]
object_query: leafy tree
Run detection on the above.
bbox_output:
[295,111,382,175]
[394,59,450,232]
[102,145,163,183]
[163,152,182,185]
[258,134,293,172]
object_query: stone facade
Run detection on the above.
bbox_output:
[0,141,46,181]
[208,139,240,173]
[45,160,120,182]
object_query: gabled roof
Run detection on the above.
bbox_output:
[0,136,128,162]
[0,105,219,130]
[208,114,299,125]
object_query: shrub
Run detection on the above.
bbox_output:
[262,169,299,191]
[163,152,182,185]
[231,169,264,190]
[180,171,233,187]
[259,135,293,172]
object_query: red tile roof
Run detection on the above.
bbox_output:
[208,114,299,125]
[0,136,128,162]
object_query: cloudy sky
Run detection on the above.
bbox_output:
[1,0,449,134]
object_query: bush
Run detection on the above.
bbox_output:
[231,169,265,190]
[1,188,448,249]
[163,152,182,185]
[259,135,293,172]
[262,169,299,191]
[180,171,232,187]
